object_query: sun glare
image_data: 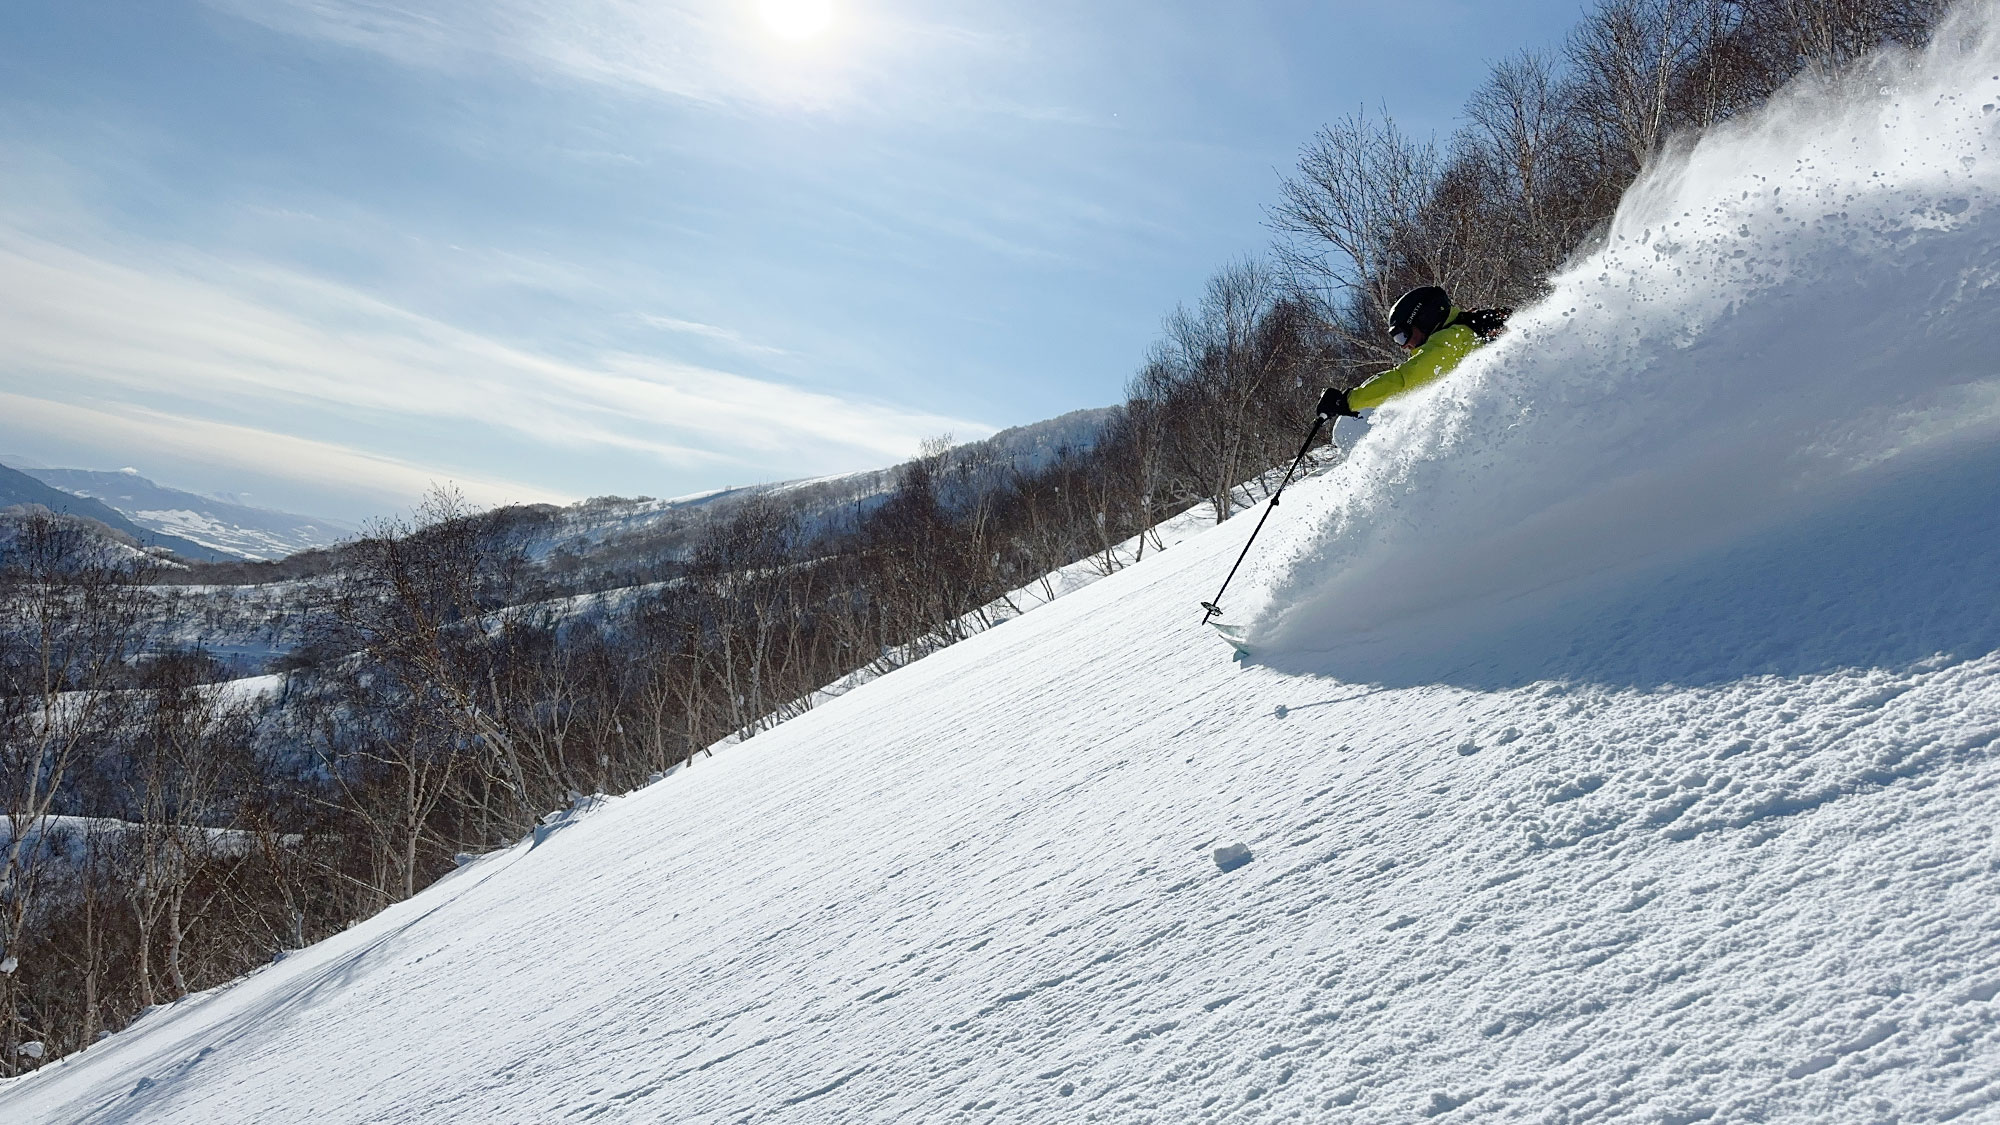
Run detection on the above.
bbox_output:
[758,0,834,42]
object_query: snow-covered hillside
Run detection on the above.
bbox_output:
[7,13,2000,1125]
[512,407,1117,565]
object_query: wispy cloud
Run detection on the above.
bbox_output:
[638,314,790,357]
[204,0,1045,119]
[194,0,1157,291]
[199,0,508,76]
[0,217,992,504]
[0,392,568,511]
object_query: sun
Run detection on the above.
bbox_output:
[758,0,834,42]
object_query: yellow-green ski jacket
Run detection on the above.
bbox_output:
[1348,308,1484,411]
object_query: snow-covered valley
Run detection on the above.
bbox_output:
[8,8,2000,1124]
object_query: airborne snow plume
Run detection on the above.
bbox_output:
[1245,3,2000,681]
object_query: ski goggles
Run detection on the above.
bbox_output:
[1390,326,1413,346]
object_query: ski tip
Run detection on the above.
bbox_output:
[1206,620,1253,656]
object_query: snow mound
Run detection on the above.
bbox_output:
[1241,4,2000,686]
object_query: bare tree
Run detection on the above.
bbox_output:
[1769,0,1940,77]
[338,488,537,842]
[122,650,253,1004]
[1273,109,1450,364]
[0,515,149,1074]
[1566,0,1738,174]
[1458,50,1617,294]
[1143,262,1327,519]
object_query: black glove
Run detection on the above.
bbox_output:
[1316,387,1359,419]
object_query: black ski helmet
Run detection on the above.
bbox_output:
[1387,285,1452,346]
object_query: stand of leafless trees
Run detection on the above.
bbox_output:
[0,0,1943,1075]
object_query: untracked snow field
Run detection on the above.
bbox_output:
[11,8,2000,1125]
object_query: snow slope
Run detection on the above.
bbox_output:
[8,13,2000,1125]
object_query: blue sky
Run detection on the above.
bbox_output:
[0,0,1580,523]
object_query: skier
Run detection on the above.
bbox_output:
[1316,285,1510,419]
[1198,285,1510,629]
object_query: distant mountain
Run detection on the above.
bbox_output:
[19,467,355,561]
[0,462,233,561]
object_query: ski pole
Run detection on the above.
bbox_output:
[1199,410,1331,624]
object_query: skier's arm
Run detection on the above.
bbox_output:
[1348,324,1481,411]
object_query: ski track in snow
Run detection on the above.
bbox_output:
[10,8,2000,1124]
